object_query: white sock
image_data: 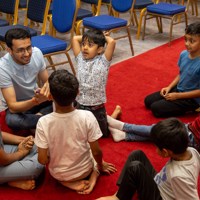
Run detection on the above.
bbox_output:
[109,127,126,142]
[107,115,124,130]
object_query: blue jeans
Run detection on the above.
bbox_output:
[123,123,154,141]
[123,123,197,149]
[6,101,53,130]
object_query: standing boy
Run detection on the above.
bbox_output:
[97,118,200,200]
[35,70,116,194]
[145,22,200,117]
[72,29,116,137]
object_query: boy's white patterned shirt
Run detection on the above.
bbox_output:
[76,52,111,106]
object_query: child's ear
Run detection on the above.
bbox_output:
[161,149,170,157]
[97,46,104,54]
[7,47,13,55]
[49,94,53,101]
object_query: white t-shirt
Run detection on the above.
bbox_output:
[154,147,200,200]
[35,109,102,181]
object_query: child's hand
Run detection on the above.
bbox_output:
[34,82,51,103]
[18,136,34,157]
[98,161,117,175]
[103,31,110,36]
[164,92,179,101]
[160,87,170,97]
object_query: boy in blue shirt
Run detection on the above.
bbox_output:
[145,22,200,117]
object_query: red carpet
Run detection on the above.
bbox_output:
[0,37,199,200]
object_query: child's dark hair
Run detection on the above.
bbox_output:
[150,118,188,154]
[82,29,106,47]
[48,69,79,106]
[5,28,31,49]
[185,22,200,35]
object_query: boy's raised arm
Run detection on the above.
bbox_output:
[104,36,116,61]
[72,35,82,57]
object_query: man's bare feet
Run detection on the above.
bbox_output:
[110,105,122,119]
[8,180,35,190]
[77,169,100,194]
[60,179,90,192]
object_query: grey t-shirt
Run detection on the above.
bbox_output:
[0,47,46,111]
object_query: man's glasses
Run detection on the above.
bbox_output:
[13,45,32,54]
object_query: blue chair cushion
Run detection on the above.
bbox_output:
[147,3,186,15]
[134,0,153,9]
[76,8,93,20]
[83,15,127,30]
[0,25,37,41]
[0,19,9,27]
[31,35,67,55]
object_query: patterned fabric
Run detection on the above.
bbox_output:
[76,53,111,106]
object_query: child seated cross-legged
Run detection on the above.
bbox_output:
[0,131,44,190]
[144,22,200,118]
[35,69,117,194]
[96,118,200,200]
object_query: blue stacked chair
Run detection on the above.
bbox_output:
[132,0,154,39]
[0,0,19,27]
[142,2,188,44]
[75,0,102,35]
[0,0,51,49]
[31,0,78,74]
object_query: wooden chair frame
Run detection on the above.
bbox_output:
[142,0,190,45]
[75,0,102,35]
[23,0,51,35]
[40,0,79,74]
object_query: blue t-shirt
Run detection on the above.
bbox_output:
[177,50,200,103]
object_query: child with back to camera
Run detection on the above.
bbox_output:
[72,29,116,137]
[34,69,116,194]
[97,118,200,200]
[144,22,200,118]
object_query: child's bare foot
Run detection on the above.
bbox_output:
[8,180,35,190]
[77,169,100,194]
[110,105,122,119]
[60,180,90,192]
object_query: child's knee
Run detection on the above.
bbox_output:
[150,103,164,118]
